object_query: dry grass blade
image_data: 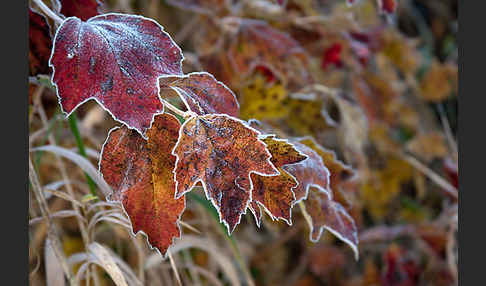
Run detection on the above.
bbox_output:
[145,235,241,286]
[401,153,458,199]
[31,145,112,197]
[29,157,75,285]
[30,210,87,226]
[179,220,201,234]
[87,243,129,286]
[69,147,100,160]
[45,238,66,286]
[167,250,183,286]
[43,189,83,208]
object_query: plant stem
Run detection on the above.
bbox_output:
[32,0,63,25]
[68,112,98,197]
[161,98,194,119]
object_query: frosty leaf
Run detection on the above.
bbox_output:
[29,8,52,76]
[168,72,239,117]
[54,0,103,21]
[99,113,185,256]
[298,137,356,196]
[172,114,279,233]
[302,187,359,259]
[50,13,183,135]
[282,141,331,203]
[166,0,226,15]
[249,135,308,226]
[227,18,313,90]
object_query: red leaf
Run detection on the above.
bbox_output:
[50,13,183,135]
[172,114,279,233]
[249,135,308,226]
[302,187,359,259]
[55,0,103,21]
[168,72,239,117]
[100,113,185,255]
[282,140,331,203]
[29,8,52,76]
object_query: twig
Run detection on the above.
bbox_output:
[32,0,63,25]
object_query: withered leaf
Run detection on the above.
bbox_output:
[100,113,185,256]
[172,114,279,233]
[297,137,357,205]
[282,140,331,203]
[302,187,359,259]
[168,72,239,117]
[50,13,183,135]
[249,135,308,226]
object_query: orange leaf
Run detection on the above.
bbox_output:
[100,113,185,256]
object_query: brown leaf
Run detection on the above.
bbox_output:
[172,114,279,232]
[302,187,359,259]
[249,135,308,226]
[282,140,331,203]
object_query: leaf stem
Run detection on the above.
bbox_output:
[32,0,64,25]
[161,98,194,119]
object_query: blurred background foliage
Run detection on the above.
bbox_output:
[29,0,457,285]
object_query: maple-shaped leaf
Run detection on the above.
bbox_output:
[297,138,357,202]
[99,113,185,256]
[227,18,313,90]
[50,13,183,135]
[167,72,239,117]
[54,0,103,21]
[172,114,279,233]
[166,0,226,15]
[29,8,52,76]
[282,140,331,203]
[301,187,359,259]
[248,135,308,226]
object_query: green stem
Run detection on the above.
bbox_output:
[67,112,97,197]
